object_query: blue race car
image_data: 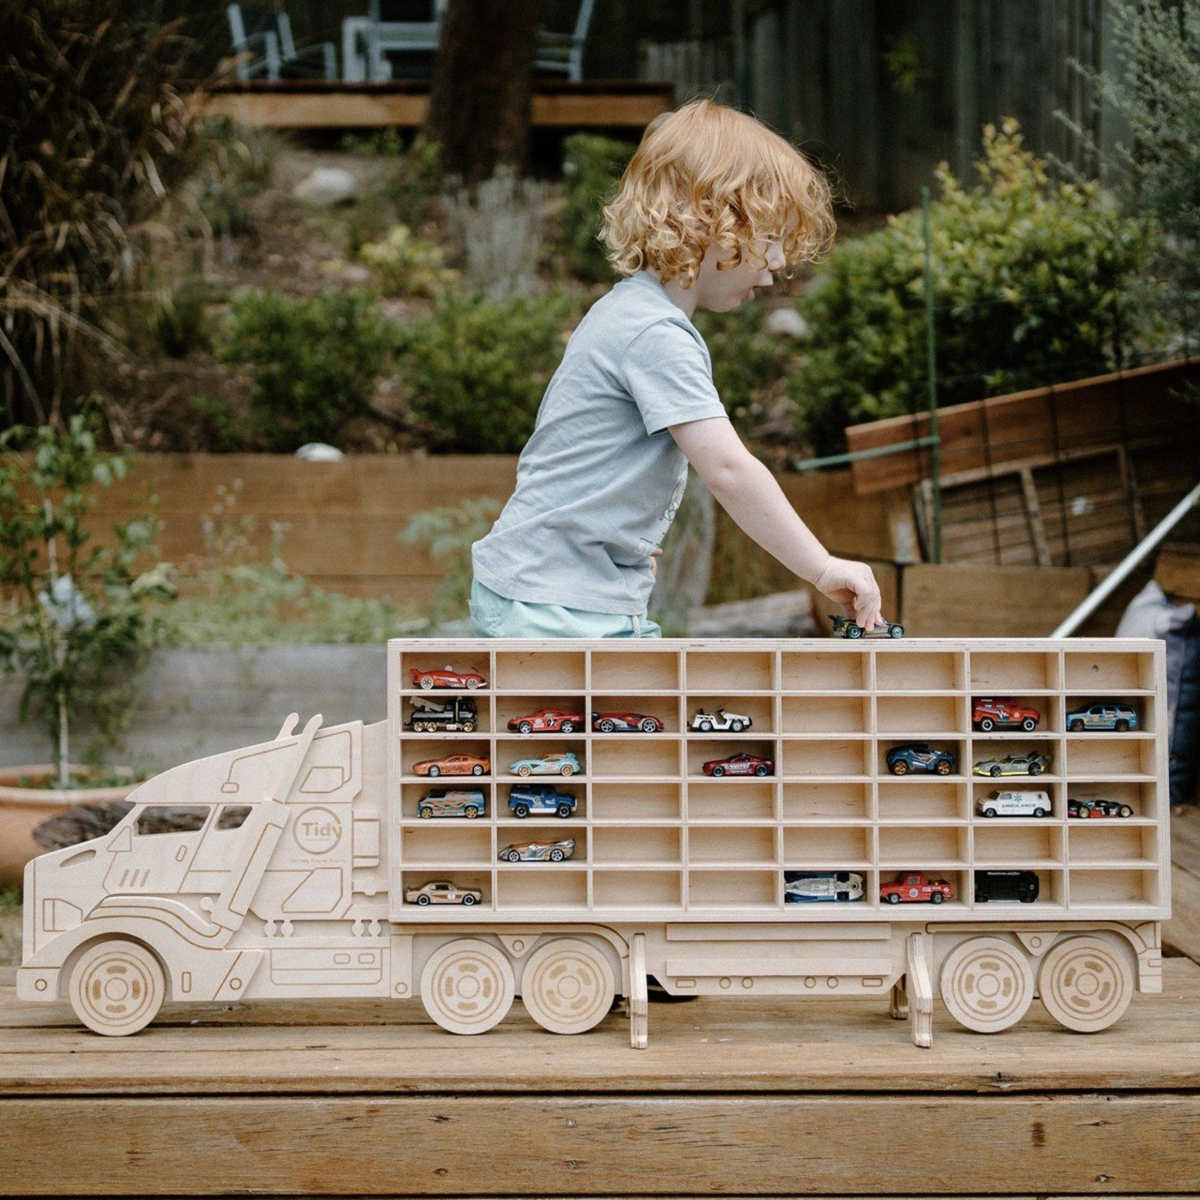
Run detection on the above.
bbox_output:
[508,785,577,819]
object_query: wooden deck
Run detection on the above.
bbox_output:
[2,951,1199,1196]
[198,79,674,129]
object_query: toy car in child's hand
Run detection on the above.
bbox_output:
[886,743,955,775]
[498,838,576,862]
[592,711,664,733]
[829,614,903,639]
[972,752,1051,777]
[507,708,585,734]
[411,665,487,689]
[508,751,581,777]
[412,753,490,777]
[1068,797,1134,818]
[702,752,773,777]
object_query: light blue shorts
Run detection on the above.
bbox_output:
[470,579,662,639]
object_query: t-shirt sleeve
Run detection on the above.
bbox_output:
[623,319,727,435]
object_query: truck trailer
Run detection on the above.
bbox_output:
[19,637,1169,1046]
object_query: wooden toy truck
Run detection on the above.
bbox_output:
[18,638,1169,1047]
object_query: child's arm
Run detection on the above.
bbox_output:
[670,415,883,629]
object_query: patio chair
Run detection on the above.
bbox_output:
[227,4,337,82]
[535,0,596,82]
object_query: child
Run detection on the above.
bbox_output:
[470,99,883,638]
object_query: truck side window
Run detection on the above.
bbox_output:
[216,805,252,830]
[135,806,208,836]
[300,765,346,793]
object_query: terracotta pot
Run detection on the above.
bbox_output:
[0,765,137,889]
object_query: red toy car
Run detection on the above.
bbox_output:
[880,871,952,905]
[702,752,774,777]
[592,711,664,733]
[972,697,1040,732]
[507,708,585,734]
[411,664,487,690]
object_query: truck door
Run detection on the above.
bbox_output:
[102,805,213,895]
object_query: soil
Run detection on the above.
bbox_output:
[0,908,20,967]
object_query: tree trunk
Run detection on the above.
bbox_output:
[424,0,538,186]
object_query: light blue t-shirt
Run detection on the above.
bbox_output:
[472,272,727,615]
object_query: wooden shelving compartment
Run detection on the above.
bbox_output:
[387,638,1167,922]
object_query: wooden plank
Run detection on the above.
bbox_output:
[1157,542,1200,601]
[1,1092,1196,1195]
[3,960,1198,1095]
[846,357,1200,495]
[198,85,673,130]
[900,563,1091,637]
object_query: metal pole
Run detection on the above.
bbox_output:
[1050,479,1200,637]
[922,186,942,563]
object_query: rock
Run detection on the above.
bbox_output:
[295,443,344,461]
[764,307,810,339]
[293,167,358,206]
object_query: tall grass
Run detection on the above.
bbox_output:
[0,3,198,426]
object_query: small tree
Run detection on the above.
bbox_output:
[0,411,173,784]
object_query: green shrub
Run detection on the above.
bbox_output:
[693,305,793,438]
[149,279,213,358]
[559,133,636,280]
[186,116,280,239]
[356,224,458,297]
[397,288,581,453]
[789,120,1155,456]
[217,290,396,451]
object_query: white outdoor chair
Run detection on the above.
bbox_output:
[227,4,337,82]
[535,0,596,82]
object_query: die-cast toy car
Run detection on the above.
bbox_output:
[784,871,864,902]
[1068,797,1135,818]
[507,708,585,734]
[508,751,581,777]
[498,838,576,862]
[410,665,487,690]
[405,880,481,906]
[1066,701,1139,732]
[829,614,903,639]
[412,753,490,777]
[702,752,773,777]
[971,752,1051,777]
[978,789,1051,818]
[972,698,1040,732]
[880,871,952,904]
[591,711,664,733]
[689,708,753,732]
[508,785,577,818]
[886,743,956,775]
[417,789,486,819]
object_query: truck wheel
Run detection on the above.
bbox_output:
[420,939,514,1035]
[521,938,615,1034]
[940,936,1034,1033]
[1070,719,1084,732]
[936,760,952,775]
[556,804,573,819]
[462,721,476,733]
[730,720,744,732]
[886,892,901,904]
[466,807,480,819]
[1022,718,1037,732]
[930,891,944,904]
[979,717,995,732]
[1038,935,1134,1032]
[69,939,165,1036]
[513,804,529,818]
[1115,719,1129,732]
[1033,808,1046,818]
[983,807,997,818]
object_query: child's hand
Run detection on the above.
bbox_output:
[813,556,883,631]
[649,548,662,577]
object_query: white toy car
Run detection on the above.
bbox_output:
[689,707,753,733]
[978,789,1051,818]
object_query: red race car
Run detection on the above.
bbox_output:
[592,711,664,733]
[702,752,774,777]
[507,708,585,734]
[880,871,952,904]
[410,664,487,690]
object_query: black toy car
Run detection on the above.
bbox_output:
[974,869,1039,903]
[830,614,903,639]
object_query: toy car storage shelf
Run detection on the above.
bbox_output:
[388,639,1168,922]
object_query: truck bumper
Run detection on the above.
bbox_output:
[16,965,61,1002]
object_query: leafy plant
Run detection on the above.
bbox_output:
[183,116,281,240]
[0,410,174,783]
[217,289,397,451]
[164,483,418,645]
[400,497,503,626]
[149,278,213,359]
[355,224,458,298]
[0,3,197,426]
[790,120,1154,455]
[558,133,636,280]
[396,288,581,453]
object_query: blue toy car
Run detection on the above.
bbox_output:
[1066,701,1139,732]
[886,743,956,776]
[508,784,577,819]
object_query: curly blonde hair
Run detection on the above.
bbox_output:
[601,99,835,285]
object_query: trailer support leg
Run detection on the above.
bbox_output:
[906,931,934,1048]
[629,933,648,1050]
[889,976,908,1020]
